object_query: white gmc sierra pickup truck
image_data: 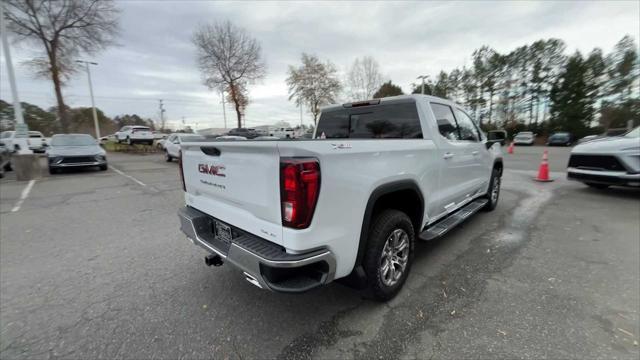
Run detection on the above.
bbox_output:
[178,95,504,300]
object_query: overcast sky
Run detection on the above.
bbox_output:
[1,0,638,130]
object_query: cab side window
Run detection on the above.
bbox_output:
[430,103,459,141]
[454,110,480,142]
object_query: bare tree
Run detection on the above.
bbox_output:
[346,56,383,101]
[286,53,342,126]
[3,0,120,132]
[193,21,265,128]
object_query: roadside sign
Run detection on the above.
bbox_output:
[15,123,29,138]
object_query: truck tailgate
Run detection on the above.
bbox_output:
[181,141,284,245]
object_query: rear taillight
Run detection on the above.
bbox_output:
[179,151,186,192]
[280,158,320,229]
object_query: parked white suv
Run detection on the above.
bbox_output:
[177,95,504,300]
[271,127,296,138]
[0,130,47,153]
[114,126,154,145]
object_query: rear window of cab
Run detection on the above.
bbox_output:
[316,101,423,139]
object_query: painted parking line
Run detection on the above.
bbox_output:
[11,179,36,212]
[110,166,147,187]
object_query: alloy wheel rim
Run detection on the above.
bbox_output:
[379,228,409,287]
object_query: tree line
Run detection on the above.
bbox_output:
[406,36,639,138]
[285,36,638,138]
[0,99,154,136]
[3,1,638,137]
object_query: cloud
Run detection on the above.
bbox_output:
[1,0,638,130]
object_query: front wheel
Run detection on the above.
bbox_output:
[483,168,501,212]
[363,209,415,301]
[99,164,108,171]
[165,151,172,162]
[3,162,11,171]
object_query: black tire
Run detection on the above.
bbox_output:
[165,151,172,162]
[48,167,57,175]
[363,209,415,301]
[3,162,12,171]
[483,168,501,212]
[585,182,609,189]
[99,164,108,171]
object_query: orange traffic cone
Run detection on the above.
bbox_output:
[507,142,514,154]
[534,150,554,182]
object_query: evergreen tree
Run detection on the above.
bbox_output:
[549,52,596,137]
[373,81,404,98]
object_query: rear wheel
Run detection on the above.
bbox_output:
[585,182,609,189]
[99,164,108,171]
[483,168,501,211]
[48,167,58,175]
[3,162,11,171]
[165,151,172,162]
[363,209,414,301]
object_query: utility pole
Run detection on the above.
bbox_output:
[2,3,41,179]
[417,75,429,95]
[300,104,303,127]
[159,100,166,130]
[76,60,100,138]
[1,6,24,127]
[221,90,227,129]
[2,3,33,157]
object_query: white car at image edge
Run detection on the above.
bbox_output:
[163,134,206,162]
[0,130,48,152]
[567,126,640,188]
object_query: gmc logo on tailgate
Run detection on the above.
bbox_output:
[198,164,226,177]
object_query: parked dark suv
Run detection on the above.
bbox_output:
[547,132,573,146]
[227,128,259,139]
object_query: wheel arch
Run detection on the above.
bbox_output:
[493,158,503,176]
[355,180,424,268]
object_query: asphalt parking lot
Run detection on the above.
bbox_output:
[1,146,639,359]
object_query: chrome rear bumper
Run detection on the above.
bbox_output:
[178,206,336,293]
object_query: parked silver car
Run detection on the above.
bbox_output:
[567,126,640,188]
[47,134,108,174]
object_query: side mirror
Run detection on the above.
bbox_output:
[488,130,507,146]
[485,139,503,149]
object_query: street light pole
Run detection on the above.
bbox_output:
[1,4,24,126]
[1,3,33,156]
[417,75,429,95]
[76,60,100,138]
[221,90,227,129]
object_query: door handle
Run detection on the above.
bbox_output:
[443,152,455,159]
[472,151,479,156]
